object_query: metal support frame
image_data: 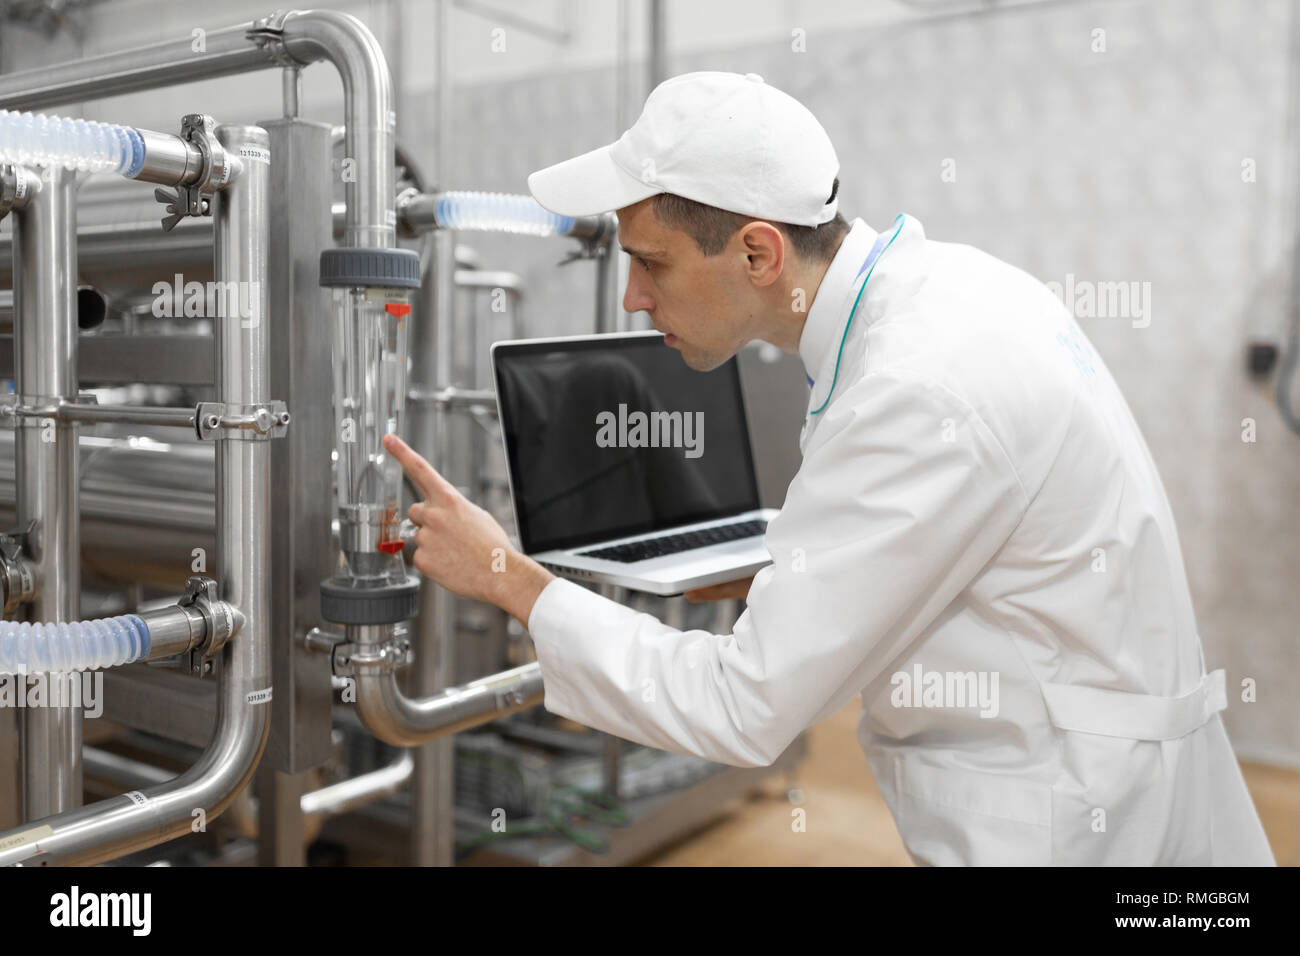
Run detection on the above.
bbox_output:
[10,164,82,822]
[0,9,396,864]
[408,0,458,867]
[254,116,336,866]
[0,122,272,866]
[0,399,288,437]
[407,230,456,864]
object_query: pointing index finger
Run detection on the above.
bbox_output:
[383,433,448,500]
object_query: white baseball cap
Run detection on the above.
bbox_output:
[527,71,840,227]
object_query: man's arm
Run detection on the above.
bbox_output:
[382,433,556,629]
[497,556,557,629]
[386,370,1028,768]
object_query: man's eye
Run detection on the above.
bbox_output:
[636,257,652,271]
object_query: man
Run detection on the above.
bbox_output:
[383,72,1275,865]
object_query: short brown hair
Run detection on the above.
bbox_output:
[650,183,850,262]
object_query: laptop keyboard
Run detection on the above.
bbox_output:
[576,519,768,564]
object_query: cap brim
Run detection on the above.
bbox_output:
[528,143,661,218]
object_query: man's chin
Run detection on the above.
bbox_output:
[679,347,728,372]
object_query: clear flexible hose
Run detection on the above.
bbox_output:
[0,615,150,674]
[435,190,576,237]
[0,108,145,176]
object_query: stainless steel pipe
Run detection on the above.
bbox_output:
[54,404,197,429]
[82,747,176,790]
[85,744,413,820]
[12,165,82,820]
[354,661,544,748]
[0,24,274,110]
[409,225,453,864]
[0,10,395,251]
[134,129,206,188]
[138,603,209,661]
[596,230,624,332]
[280,10,394,249]
[0,403,198,430]
[298,752,413,817]
[0,124,273,866]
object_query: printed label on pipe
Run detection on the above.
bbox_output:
[124,790,148,807]
[246,687,273,705]
[0,824,52,852]
[239,145,270,165]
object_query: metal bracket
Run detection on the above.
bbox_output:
[246,11,298,67]
[0,520,37,615]
[195,400,290,441]
[154,113,230,232]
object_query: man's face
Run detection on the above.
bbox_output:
[616,198,754,372]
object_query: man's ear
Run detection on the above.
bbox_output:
[738,221,785,288]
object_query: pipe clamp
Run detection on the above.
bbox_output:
[195,400,290,441]
[153,113,230,232]
[331,637,412,678]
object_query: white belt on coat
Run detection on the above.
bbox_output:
[1040,668,1227,740]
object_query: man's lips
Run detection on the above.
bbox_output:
[664,333,677,346]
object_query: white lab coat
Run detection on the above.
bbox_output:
[526,215,1276,866]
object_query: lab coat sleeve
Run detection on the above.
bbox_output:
[526,370,1030,768]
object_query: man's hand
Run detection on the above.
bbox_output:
[383,433,555,628]
[683,575,755,603]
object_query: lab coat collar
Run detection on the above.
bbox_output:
[797,217,879,386]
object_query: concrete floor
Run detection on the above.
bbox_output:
[642,699,1299,866]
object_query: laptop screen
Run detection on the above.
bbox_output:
[493,332,761,554]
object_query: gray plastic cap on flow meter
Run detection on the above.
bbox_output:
[319,247,421,288]
[320,575,421,625]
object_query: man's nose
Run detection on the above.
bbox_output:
[622,266,654,315]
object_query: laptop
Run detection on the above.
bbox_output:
[491,331,777,596]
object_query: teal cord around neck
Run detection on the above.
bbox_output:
[809,214,906,415]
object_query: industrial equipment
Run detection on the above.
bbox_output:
[0,9,804,868]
